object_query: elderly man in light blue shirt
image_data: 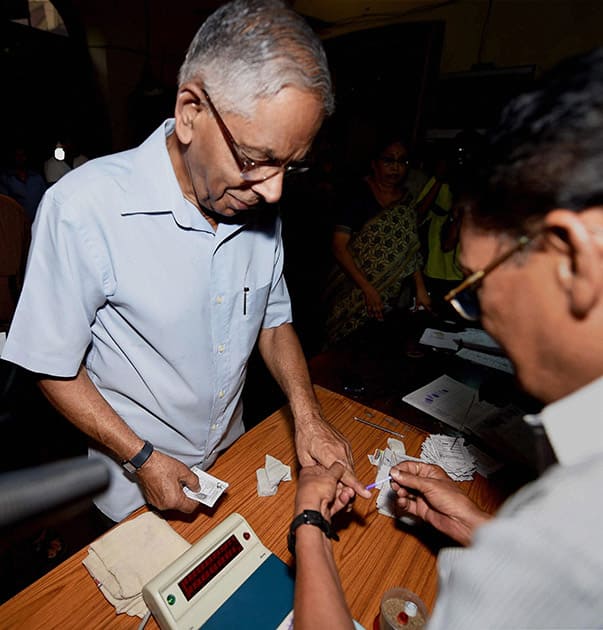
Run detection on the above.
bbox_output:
[2,0,369,522]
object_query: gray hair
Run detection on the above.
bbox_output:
[178,0,334,118]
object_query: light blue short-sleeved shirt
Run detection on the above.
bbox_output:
[3,120,292,521]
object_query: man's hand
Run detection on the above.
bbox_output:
[390,461,491,545]
[295,416,371,500]
[135,450,202,514]
[295,462,355,519]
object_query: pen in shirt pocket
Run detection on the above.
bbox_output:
[243,287,249,315]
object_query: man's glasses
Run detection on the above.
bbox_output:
[444,234,532,321]
[379,156,409,167]
[202,89,309,182]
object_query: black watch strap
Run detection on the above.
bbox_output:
[287,509,339,555]
[121,440,154,473]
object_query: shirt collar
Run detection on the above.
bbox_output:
[528,376,603,466]
[121,120,252,241]
[121,119,212,231]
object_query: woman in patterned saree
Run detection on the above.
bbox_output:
[324,137,430,345]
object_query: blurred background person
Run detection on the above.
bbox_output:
[0,145,46,222]
[324,134,430,346]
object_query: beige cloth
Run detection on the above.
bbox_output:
[82,512,191,617]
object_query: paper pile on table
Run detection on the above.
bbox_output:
[420,434,476,481]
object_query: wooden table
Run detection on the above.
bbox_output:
[0,387,506,629]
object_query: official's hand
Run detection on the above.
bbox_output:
[295,463,354,519]
[362,284,384,320]
[135,450,202,514]
[390,461,491,546]
[295,416,371,501]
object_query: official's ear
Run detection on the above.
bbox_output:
[545,208,603,318]
[174,82,204,145]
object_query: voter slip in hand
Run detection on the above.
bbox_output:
[183,466,229,508]
[368,438,423,521]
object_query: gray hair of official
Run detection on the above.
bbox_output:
[177,0,334,118]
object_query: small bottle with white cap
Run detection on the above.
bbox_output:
[404,600,418,618]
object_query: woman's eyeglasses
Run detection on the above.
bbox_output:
[202,88,309,182]
[379,156,409,167]
[444,235,533,321]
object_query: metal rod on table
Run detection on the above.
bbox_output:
[352,416,405,439]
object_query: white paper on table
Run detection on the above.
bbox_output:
[457,348,514,374]
[419,327,502,353]
[256,454,291,497]
[402,374,499,432]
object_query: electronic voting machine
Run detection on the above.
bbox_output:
[142,513,294,629]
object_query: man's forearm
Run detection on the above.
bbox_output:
[259,324,364,494]
[294,527,354,630]
[257,323,321,422]
[38,365,145,462]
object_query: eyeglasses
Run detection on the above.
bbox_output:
[202,89,310,182]
[444,234,533,321]
[379,156,409,167]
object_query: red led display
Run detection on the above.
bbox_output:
[178,534,244,601]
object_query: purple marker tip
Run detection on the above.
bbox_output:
[365,475,392,490]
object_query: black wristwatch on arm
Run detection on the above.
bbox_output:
[121,440,154,473]
[287,509,339,555]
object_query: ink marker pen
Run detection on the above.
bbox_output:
[243,287,249,315]
[365,476,392,490]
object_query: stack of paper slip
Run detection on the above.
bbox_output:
[420,434,476,481]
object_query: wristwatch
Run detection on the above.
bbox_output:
[287,509,339,555]
[121,440,154,473]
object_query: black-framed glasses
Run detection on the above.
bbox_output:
[444,234,533,321]
[202,88,310,182]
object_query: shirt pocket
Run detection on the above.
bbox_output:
[236,282,271,356]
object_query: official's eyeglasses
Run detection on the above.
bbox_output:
[202,89,310,182]
[444,234,533,321]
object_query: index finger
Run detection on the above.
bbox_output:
[340,466,371,499]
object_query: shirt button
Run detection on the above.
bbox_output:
[218,390,225,398]
[211,423,219,431]
[216,296,223,304]
[217,344,225,353]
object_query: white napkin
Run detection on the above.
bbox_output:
[82,512,190,617]
[256,454,291,496]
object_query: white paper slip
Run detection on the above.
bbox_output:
[457,348,514,374]
[456,327,501,350]
[183,466,229,507]
[419,328,459,350]
[419,327,502,353]
[256,454,291,497]
[402,374,498,431]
